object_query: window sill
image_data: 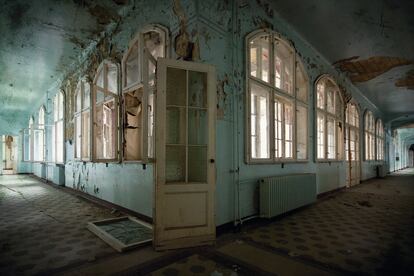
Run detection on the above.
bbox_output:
[246,159,309,165]
[315,159,344,163]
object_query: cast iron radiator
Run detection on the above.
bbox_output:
[260,173,316,218]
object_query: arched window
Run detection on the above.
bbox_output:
[376,119,384,160]
[364,111,375,160]
[315,76,344,161]
[345,102,360,161]
[27,117,34,161]
[247,30,309,162]
[74,78,91,160]
[122,25,168,161]
[53,91,64,163]
[93,61,119,161]
[33,106,45,162]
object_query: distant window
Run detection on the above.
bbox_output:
[93,61,119,161]
[315,76,344,161]
[53,91,64,163]
[345,102,360,161]
[376,119,384,160]
[27,117,34,161]
[122,25,168,161]
[247,30,308,163]
[33,107,45,162]
[74,79,91,160]
[364,111,375,160]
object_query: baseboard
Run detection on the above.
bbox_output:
[28,174,153,224]
[317,186,346,199]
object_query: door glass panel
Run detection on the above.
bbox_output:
[167,68,186,106]
[188,109,207,145]
[188,146,207,182]
[188,71,207,108]
[166,146,186,183]
[166,107,186,145]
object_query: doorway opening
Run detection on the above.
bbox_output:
[2,135,17,175]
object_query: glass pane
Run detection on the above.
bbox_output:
[96,89,105,104]
[188,71,207,108]
[316,82,325,109]
[107,64,118,93]
[103,101,116,159]
[296,61,308,102]
[327,118,336,159]
[188,146,207,182]
[166,107,186,145]
[335,89,342,117]
[76,85,82,112]
[166,146,186,183]
[124,89,142,160]
[148,58,156,87]
[327,88,335,114]
[54,96,58,122]
[274,40,293,94]
[167,68,186,106]
[58,92,64,120]
[317,112,325,159]
[56,121,64,163]
[96,68,104,89]
[296,105,307,159]
[75,115,81,159]
[82,111,90,159]
[144,30,165,60]
[274,100,282,158]
[147,91,155,158]
[125,43,139,87]
[249,35,270,82]
[250,82,270,159]
[188,109,207,145]
[83,82,90,109]
[284,101,293,158]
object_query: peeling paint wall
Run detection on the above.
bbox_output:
[22,0,394,226]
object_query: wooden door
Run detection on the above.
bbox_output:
[154,58,216,250]
[346,127,361,186]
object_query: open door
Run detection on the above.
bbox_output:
[154,58,216,250]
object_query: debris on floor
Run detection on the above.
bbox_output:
[357,200,373,207]
[87,216,152,252]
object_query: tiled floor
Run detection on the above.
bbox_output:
[1,169,414,275]
[0,175,117,275]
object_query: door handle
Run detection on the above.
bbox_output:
[210,159,215,163]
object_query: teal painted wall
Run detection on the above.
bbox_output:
[17,0,396,226]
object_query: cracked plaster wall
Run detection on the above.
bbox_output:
[24,0,399,225]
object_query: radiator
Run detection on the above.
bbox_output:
[260,173,316,218]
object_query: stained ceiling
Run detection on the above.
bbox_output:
[0,0,125,135]
[271,0,414,128]
[1,0,414,135]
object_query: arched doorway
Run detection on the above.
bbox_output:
[2,135,17,175]
[345,102,361,186]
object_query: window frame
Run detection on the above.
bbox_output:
[121,24,169,163]
[32,106,46,163]
[245,29,309,164]
[74,77,92,162]
[364,110,376,161]
[345,101,360,162]
[314,75,344,162]
[375,118,384,161]
[92,60,121,163]
[53,90,65,164]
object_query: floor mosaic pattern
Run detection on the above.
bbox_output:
[243,173,414,275]
[0,175,117,275]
